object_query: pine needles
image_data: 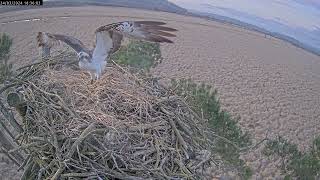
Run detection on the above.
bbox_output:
[263,136,320,179]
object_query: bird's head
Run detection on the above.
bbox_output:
[77,52,91,63]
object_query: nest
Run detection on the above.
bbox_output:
[2,53,221,179]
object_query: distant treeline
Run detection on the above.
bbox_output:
[189,11,320,56]
[0,0,187,14]
[0,0,318,56]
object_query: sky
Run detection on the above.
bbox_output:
[169,0,320,53]
[169,0,320,31]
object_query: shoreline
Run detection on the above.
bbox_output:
[1,6,320,178]
[0,3,319,57]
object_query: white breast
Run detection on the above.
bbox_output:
[79,60,95,71]
[78,31,112,79]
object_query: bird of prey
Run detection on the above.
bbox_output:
[37,21,177,81]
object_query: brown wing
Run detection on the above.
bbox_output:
[37,32,90,57]
[109,31,124,54]
[92,21,177,57]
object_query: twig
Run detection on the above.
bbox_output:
[0,100,23,133]
[66,123,96,159]
[160,107,188,150]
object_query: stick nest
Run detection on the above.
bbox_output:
[6,53,221,179]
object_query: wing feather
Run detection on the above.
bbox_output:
[143,25,177,32]
[143,29,176,37]
[109,31,123,54]
[134,21,167,25]
[37,32,90,57]
[93,21,177,58]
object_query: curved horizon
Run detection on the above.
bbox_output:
[170,0,320,55]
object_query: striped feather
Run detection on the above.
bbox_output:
[93,20,177,58]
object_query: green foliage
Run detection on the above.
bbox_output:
[170,79,252,178]
[263,136,299,159]
[0,33,13,83]
[111,40,162,71]
[242,165,253,179]
[263,136,320,179]
[107,40,253,177]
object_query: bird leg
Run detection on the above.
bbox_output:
[95,73,100,80]
[90,72,101,84]
[89,72,96,84]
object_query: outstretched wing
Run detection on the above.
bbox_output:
[37,32,90,58]
[92,21,177,60]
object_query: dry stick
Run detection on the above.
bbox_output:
[111,153,126,174]
[129,121,166,131]
[51,162,64,180]
[160,95,207,139]
[79,153,145,180]
[16,50,72,72]
[18,154,31,171]
[51,123,96,180]
[61,172,97,178]
[160,107,188,150]
[16,60,51,72]
[0,116,16,140]
[29,82,78,118]
[0,82,21,94]
[20,160,35,180]
[8,142,38,154]
[15,61,47,80]
[111,60,143,84]
[154,138,161,169]
[193,150,211,170]
[8,54,220,178]
[66,123,96,159]
[158,156,172,179]
[173,158,193,178]
[174,116,193,136]
[113,153,128,169]
[0,100,23,133]
[239,131,270,153]
[207,134,240,151]
[0,147,21,167]
[16,58,49,72]
[171,97,240,150]
[46,116,63,161]
[0,125,24,164]
[157,98,194,137]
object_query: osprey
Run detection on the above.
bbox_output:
[37,21,177,81]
